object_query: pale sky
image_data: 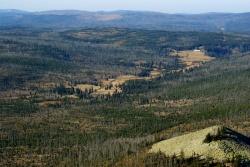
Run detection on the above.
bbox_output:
[0,0,250,13]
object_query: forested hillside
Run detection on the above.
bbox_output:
[0,28,250,166]
[0,10,250,33]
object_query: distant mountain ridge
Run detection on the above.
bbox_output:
[0,9,250,32]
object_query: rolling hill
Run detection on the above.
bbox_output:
[0,10,250,33]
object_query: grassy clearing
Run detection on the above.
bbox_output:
[76,70,163,96]
[149,126,250,162]
[172,50,215,71]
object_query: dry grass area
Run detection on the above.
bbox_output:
[93,68,163,96]
[173,50,215,71]
[104,75,141,87]
[149,126,250,162]
[77,68,162,96]
[93,75,142,96]
[74,84,101,92]
[148,68,162,79]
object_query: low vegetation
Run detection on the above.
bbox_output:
[150,126,250,164]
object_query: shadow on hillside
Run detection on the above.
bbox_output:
[205,126,250,146]
[224,127,250,146]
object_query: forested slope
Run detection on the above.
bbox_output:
[0,10,250,33]
[0,28,250,166]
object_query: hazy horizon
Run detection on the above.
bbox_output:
[1,0,250,14]
[1,9,250,15]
